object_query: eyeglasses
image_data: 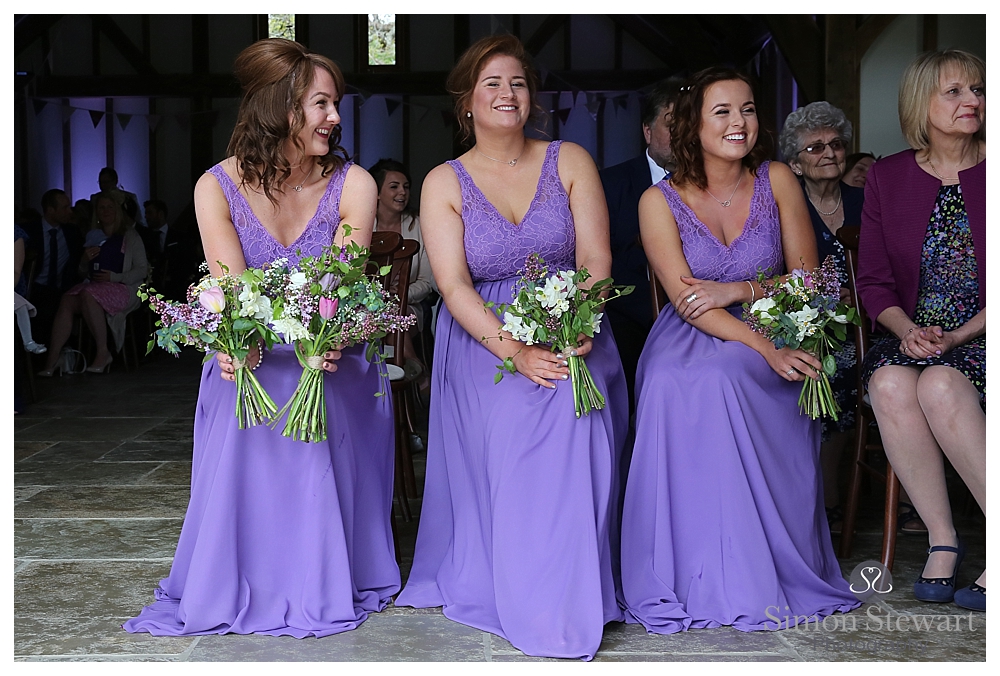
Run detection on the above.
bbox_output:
[798,138,847,155]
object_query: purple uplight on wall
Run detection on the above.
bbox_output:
[70,98,107,204]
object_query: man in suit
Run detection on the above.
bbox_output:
[599,78,684,413]
[26,189,85,343]
[138,199,199,301]
[91,167,145,228]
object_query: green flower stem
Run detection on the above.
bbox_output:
[233,366,278,429]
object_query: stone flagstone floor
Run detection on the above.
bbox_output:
[13,349,986,661]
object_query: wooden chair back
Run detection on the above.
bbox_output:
[836,226,871,376]
[367,230,402,293]
[387,239,420,368]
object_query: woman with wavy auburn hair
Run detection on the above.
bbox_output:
[621,67,859,634]
[124,38,399,637]
[857,48,986,611]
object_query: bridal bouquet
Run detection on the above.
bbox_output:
[140,265,281,428]
[488,253,634,418]
[744,256,860,420]
[266,236,416,443]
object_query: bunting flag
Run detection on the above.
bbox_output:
[613,95,629,112]
[585,96,602,121]
[89,110,105,128]
[116,113,132,131]
[32,99,48,116]
[147,114,161,131]
[385,98,401,117]
[557,108,571,125]
[61,106,74,123]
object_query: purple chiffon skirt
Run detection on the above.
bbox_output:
[395,277,628,660]
[621,306,860,633]
[123,343,399,637]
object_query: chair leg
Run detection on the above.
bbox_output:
[395,389,418,499]
[838,413,869,558]
[882,463,900,571]
[393,412,412,523]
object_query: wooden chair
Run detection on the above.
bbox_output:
[387,239,423,504]
[836,225,900,570]
[367,231,402,293]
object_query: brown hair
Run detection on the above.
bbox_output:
[669,67,773,190]
[227,38,349,205]
[94,190,128,236]
[898,49,985,150]
[447,34,546,144]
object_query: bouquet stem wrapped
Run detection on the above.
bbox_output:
[141,264,281,429]
[744,256,860,421]
[265,236,416,443]
[490,253,633,419]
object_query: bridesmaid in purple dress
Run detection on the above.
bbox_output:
[124,39,398,638]
[621,68,860,633]
[394,35,627,660]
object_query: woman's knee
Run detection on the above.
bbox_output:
[867,366,919,414]
[916,366,981,419]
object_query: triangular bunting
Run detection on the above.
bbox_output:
[147,114,162,131]
[89,110,105,128]
[32,99,48,116]
[557,108,571,125]
[614,95,628,112]
[61,105,75,123]
[116,113,132,130]
[385,98,401,117]
[585,96,602,121]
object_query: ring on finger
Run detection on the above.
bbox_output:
[685,293,698,303]
[786,368,795,377]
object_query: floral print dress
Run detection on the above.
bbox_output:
[862,184,985,406]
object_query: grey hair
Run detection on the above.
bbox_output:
[778,101,853,162]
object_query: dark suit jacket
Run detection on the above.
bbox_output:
[23,220,84,292]
[600,154,655,327]
[857,150,985,329]
[136,224,199,299]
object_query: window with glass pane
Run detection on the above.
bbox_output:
[268,14,295,40]
[368,14,396,66]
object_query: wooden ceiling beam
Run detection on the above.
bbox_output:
[524,15,568,57]
[91,14,159,78]
[14,14,63,56]
[762,15,823,102]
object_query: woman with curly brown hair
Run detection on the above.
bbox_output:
[620,67,859,634]
[124,38,398,638]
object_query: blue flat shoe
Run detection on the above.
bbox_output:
[913,541,964,603]
[954,584,985,611]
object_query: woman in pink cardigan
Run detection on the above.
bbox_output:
[857,49,985,612]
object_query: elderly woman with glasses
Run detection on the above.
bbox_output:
[778,102,864,533]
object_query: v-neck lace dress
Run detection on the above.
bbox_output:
[620,162,860,634]
[395,141,628,660]
[124,161,399,638]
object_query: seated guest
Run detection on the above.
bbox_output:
[39,189,148,376]
[599,77,685,414]
[14,226,47,354]
[778,101,864,534]
[857,49,985,611]
[91,167,144,228]
[24,189,84,344]
[138,199,197,301]
[368,158,438,371]
[843,152,876,188]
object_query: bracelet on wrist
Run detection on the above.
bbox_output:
[251,341,264,371]
[746,280,755,304]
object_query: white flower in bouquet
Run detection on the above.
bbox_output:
[289,271,308,288]
[502,311,539,344]
[238,287,273,321]
[589,311,604,335]
[826,309,849,324]
[272,313,311,343]
[750,297,776,314]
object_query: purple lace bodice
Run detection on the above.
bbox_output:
[656,161,784,283]
[207,161,350,267]
[449,140,576,282]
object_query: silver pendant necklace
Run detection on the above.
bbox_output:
[475,144,525,167]
[705,171,743,208]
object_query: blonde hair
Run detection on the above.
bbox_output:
[899,49,985,150]
[94,189,128,236]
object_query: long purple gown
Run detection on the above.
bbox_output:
[621,163,860,634]
[124,161,400,638]
[395,141,628,660]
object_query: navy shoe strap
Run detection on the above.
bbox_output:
[927,544,960,554]
[968,584,986,594]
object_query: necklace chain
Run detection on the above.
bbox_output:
[705,172,743,208]
[475,144,525,167]
[807,189,842,216]
[926,146,981,182]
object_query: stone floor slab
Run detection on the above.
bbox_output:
[15,616,197,657]
[15,486,191,518]
[597,620,787,654]
[136,462,192,486]
[16,440,122,463]
[132,418,195,442]
[15,417,168,442]
[15,561,172,621]
[16,518,183,560]
[188,612,487,661]
[15,441,55,461]
[101,441,193,462]
[15,461,163,487]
